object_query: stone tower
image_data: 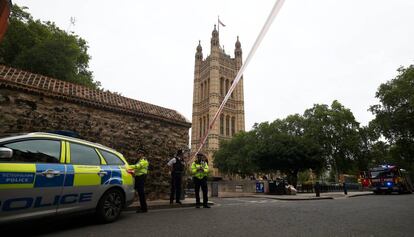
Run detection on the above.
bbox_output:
[191,25,245,176]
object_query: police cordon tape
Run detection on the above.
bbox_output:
[192,0,286,160]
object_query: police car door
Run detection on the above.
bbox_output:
[0,139,65,222]
[57,142,102,214]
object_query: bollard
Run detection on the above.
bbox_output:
[315,181,320,197]
[343,182,348,195]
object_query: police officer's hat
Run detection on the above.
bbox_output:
[196,153,205,159]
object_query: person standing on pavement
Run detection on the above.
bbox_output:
[191,153,210,208]
[167,149,185,205]
[131,148,149,213]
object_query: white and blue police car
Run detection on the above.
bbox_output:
[0,132,135,223]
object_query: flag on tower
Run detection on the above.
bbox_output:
[218,18,226,27]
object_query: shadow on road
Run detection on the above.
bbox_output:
[1,212,126,236]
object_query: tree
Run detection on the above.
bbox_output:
[370,65,414,175]
[215,100,369,185]
[0,5,100,88]
[253,118,324,187]
[214,116,324,187]
[214,131,258,178]
[303,100,360,179]
[355,125,385,172]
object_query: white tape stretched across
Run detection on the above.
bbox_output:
[193,0,286,159]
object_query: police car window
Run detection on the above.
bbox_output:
[2,140,60,163]
[70,143,101,165]
[100,149,125,165]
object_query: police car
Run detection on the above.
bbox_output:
[0,132,135,223]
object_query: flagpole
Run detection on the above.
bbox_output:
[218,16,220,33]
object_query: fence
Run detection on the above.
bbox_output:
[297,183,362,193]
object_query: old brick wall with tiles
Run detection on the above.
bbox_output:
[0,65,191,199]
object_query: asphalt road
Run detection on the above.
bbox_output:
[3,194,414,237]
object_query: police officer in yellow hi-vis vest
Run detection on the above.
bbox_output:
[191,153,210,208]
[131,148,149,213]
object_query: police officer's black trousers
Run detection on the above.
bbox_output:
[170,173,182,203]
[135,175,147,211]
[193,177,208,206]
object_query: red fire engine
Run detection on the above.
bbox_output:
[369,165,413,194]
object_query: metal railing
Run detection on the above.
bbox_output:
[296,183,362,193]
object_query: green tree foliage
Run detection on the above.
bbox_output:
[0,5,100,88]
[355,125,376,171]
[370,65,414,174]
[303,100,360,177]
[214,116,324,187]
[214,100,367,185]
[214,131,258,178]
[253,118,324,187]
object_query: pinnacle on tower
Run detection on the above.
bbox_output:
[235,36,241,48]
[211,25,219,47]
[235,36,242,58]
[195,40,203,60]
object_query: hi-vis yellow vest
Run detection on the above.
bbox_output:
[191,161,209,179]
[131,158,149,176]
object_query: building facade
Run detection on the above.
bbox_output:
[191,25,245,176]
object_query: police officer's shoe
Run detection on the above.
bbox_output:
[195,204,201,208]
[176,201,182,205]
[136,209,148,213]
[203,205,211,208]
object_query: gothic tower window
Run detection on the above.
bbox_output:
[203,116,207,135]
[226,115,230,136]
[199,118,202,138]
[225,79,229,94]
[207,78,210,96]
[220,114,224,135]
[230,80,234,98]
[201,83,204,100]
[204,80,208,99]
[220,77,224,96]
[231,116,236,136]
[203,116,206,136]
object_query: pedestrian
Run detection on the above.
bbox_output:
[131,148,149,213]
[167,149,185,204]
[191,153,210,208]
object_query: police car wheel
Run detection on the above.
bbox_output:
[97,189,124,223]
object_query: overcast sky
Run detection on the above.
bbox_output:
[13,0,414,130]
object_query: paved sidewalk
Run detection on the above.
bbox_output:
[125,198,215,212]
[125,191,372,211]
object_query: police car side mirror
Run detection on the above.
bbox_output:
[0,147,13,159]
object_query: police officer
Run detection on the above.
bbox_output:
[167,149,185,204]
[131,148,149,213]
[191,153,210,208]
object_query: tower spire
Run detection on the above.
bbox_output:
[210,24,219,48]
[235,36,242,58]
[195,40,203,60]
